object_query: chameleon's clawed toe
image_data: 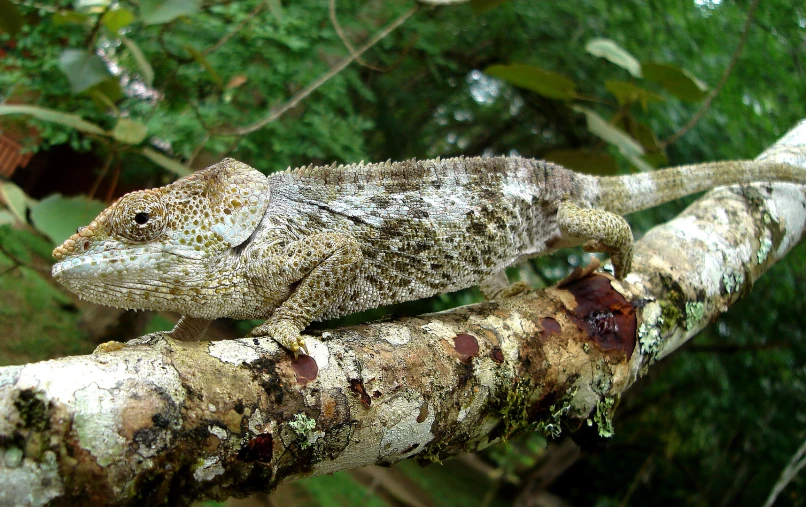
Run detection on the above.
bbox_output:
[251,319,308,358]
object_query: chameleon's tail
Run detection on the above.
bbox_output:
[594,160,806,215]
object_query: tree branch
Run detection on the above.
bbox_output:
[0,121,804,506]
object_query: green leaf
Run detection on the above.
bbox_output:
[140,0,201,25]
[121,36,155,87]
[585,38,642,78]
[626,120,661,151]
[484,63,577,100]
[605,80,664,109]
[184,45,223,87]
[30,195,107,244]
[0,104,106,135]
[0,209,14,226]
[0,0,24,36]
[0,181,29,224]
[543,149,618,175]
[87,78,124,104]
[112,118,148,145]
[58,49,113,94]
[572,105,652,171]
[101,8,135,33]
[52,11,88,26]
[140,148,191,177]
[642,62,708,102]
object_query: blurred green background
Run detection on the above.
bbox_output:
[1,0,805,505]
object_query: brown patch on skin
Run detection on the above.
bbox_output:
[348,379,372,408]
[292,355,318,385]
[539,318,561,341]
[490,348,505,364]
[453,333,479,362]
[562,275,636,358]
[238,434,273,463]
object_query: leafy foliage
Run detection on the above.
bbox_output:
[1,0,805,505]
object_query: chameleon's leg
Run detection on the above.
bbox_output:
[479,271,529,299]
[557,201,634,279]
[480,271,509,299]
[166,316,212,341]
[249,233,362,357]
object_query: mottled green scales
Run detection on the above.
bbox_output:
[52,156,804,356]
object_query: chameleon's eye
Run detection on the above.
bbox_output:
[110,190,167,243]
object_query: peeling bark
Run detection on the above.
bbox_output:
[1,121,804,506]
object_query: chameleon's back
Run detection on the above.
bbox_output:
[263,157,586,318]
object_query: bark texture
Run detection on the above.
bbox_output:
[1,120,804,506]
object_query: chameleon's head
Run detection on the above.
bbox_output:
[51,158,270,312]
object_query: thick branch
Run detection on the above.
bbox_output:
[0,122,804,506]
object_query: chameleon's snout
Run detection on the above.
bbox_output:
[52,228,95,260]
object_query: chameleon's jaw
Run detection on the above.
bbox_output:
[52,245,204,305]
[51,243,247,319]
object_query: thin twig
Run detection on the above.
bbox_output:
[0,243,48,276]
[84,5,108,49]
[659,0,760,149]
[104,158,121,203]
[87,152,114,201]
[187,133,211,168]
[217,5,419,136]
[203,1,266,56]
[762,436,806,507]
[329,0,384,71]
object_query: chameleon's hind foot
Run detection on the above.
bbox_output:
[250,319,309,358]
[557,200,634,279]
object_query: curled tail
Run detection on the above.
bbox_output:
[593,160,805,215]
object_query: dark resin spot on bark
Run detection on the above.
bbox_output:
[539,317,562,340]
[292,355,318,385]
[349,379,372,408]
[238,434,273,463]
[453,333,479,362]
[416,403,429,423]
[563,275,636,358]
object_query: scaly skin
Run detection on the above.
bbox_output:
[52,156,805,356]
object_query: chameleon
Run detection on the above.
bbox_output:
[51,156,804,356]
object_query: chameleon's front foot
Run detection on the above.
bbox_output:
[249,319,309,359]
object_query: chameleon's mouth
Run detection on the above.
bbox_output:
[52,246,204,280]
